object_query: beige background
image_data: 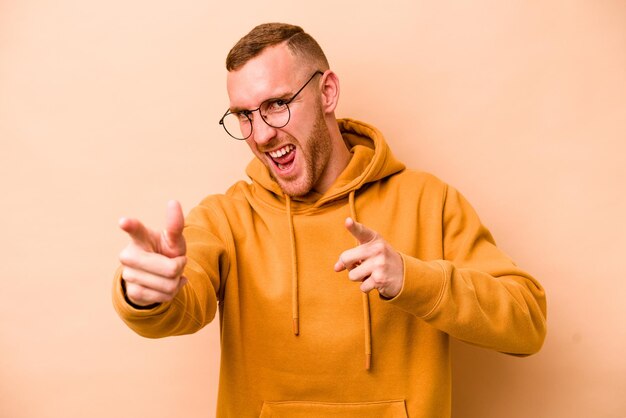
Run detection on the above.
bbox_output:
[1,1,625,417]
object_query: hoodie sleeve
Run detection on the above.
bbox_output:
[112,201,231,338]
[387,185,547,355]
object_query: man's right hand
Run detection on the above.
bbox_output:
[118,200,188,307]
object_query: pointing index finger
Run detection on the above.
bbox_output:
[118,217,155,252]
[344,217,377,244]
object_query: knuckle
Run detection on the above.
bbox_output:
[370,272,381,284]
[125,284,144,301]
[119,248,134,265]
[160,293,174,303]
[176,256,187,272]
[121,267,136,283]
[372,241,385,253]
[162,280,179,295]
[164,260,180,278]
[373,257,386,269]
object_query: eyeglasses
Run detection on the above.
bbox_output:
[219,71,324,140]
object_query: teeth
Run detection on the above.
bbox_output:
[269,145,294,158]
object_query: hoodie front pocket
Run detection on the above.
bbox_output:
[259,399,407,418]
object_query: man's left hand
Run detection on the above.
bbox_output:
[334,217,404,299]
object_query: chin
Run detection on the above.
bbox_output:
[280,185,310,197]
[278,179,313,197]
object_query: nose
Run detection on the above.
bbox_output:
[250,113,277,146]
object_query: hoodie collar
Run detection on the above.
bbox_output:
[245,118,405,210]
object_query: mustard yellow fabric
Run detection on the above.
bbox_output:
[113,118,547,418]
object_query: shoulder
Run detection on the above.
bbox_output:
[387,168,450,196]
[194,180,253,210]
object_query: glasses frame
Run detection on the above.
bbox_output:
[219,70,324,140]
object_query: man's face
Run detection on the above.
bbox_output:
[226,45,332,197]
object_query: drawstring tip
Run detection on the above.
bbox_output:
[365,354,371,370]
[292,318,299,336]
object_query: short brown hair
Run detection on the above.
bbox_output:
[226,23,329,72]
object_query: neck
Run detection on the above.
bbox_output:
[314,116,351,194]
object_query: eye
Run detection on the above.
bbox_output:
[237,111,251,121]
[266,99,287,112]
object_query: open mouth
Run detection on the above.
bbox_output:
[268,144,296,171]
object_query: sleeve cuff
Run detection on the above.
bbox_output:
[112,266,172,317]
[384,254,448,318]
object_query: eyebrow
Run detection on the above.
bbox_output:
[229,91,294,113]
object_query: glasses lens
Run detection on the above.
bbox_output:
[222,113,251,140]
[259,100,290,128]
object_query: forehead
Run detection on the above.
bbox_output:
[226,44,303,110]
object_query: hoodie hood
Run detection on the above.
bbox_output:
[245,118,405,209]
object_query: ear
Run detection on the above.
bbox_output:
[319,70,340,114]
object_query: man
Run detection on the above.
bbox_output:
[113,23,547,417]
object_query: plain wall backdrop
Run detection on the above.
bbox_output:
[1,1,625,417]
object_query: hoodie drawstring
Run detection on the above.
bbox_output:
[285,192,372,370]
[349,190,372,370]
[286,195,299,336]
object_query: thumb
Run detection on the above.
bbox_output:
[161,200,186,257]
[344,217,377,244]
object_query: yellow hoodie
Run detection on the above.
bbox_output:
[113,119,547,418]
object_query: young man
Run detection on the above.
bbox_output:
[114,23,547,418]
